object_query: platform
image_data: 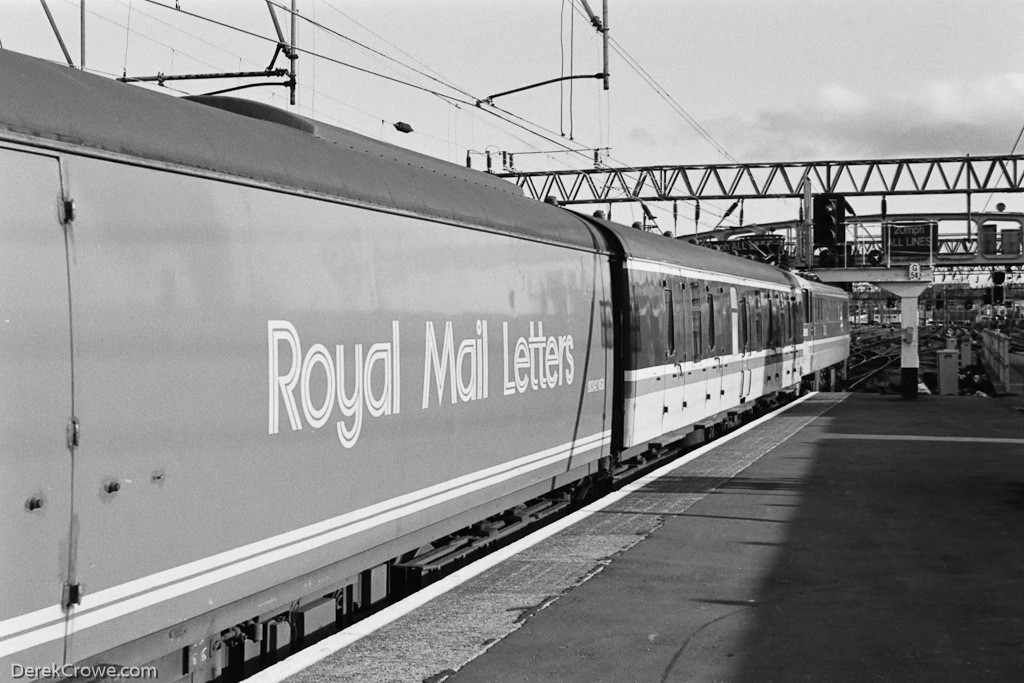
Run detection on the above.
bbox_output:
[278,392,1024,682]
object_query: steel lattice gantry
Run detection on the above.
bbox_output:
[499,154,1024,203]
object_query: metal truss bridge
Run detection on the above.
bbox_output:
[698,211,1024,282]
[500,154,1024,203]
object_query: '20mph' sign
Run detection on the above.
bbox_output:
[884,222,937,259]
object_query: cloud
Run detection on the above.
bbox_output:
[718,74,1024,161]
[627,126,659,147]
[817,84,869,115]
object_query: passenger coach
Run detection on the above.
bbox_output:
[0,50,848,681]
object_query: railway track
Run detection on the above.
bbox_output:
[846,325,901,390]
[1010,330,1024,353]
[846,324,948,392]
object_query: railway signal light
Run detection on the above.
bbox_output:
[812,194,846,247]
[992,270,1006,304]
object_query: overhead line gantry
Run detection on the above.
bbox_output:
[499,154,1024,203]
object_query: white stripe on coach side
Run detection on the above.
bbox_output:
[246,392,824,683]
[0,431,610,657]
[624,346,799,383]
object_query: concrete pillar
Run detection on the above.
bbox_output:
[900,294,920,398]
[877,282,930,400]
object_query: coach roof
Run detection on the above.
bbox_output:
[0,50,600,251]
[589,217,794,286]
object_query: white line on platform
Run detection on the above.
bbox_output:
[247,392,821,683]
[823,434,1024,445]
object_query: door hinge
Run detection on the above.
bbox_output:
[62,582,82,610]
[61,197,76,224]
[66,417,80,450]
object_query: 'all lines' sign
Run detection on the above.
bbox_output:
[885,222,937,258]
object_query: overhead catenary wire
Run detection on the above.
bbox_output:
[140,0,611,172]
[103,0,263,69]
[565,0,733,162]
[277,1,605,175]
[981,119,1024,212]
[21,0,611,187]
[64,0,449,143]
[142,0,474,103]
[569,2,575,140]
[314,0,469,97]
[285,0,608,168]
[62,0,259,80]
[551,1,749,229]
[560,0,566,137]
[132,1,738,232]
[122,0,133,73]
[298,0,582,165]
[267,0,478,103]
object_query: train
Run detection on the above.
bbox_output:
[0,50,849,682]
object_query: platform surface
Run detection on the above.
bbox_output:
[286,392,1024,682]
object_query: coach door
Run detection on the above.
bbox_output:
[732,287,751,402]
[0,147,75,669]
[663,279,687,433]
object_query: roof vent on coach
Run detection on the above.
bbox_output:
[183,95,317,134]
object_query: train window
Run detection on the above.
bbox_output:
[690,281,703,358]
[739,296,749,351]
[754,292,763,349]
[789,296,798,343]
[774,294,782,346]
[664,287,675,357]
[706,291,716,351]
[691,308,702,359]
[804,290,813,323]
[600,300,613,349]
[781,294,788,343]
[767,296,775,346]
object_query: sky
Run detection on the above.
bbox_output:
[4,0,1024,230]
